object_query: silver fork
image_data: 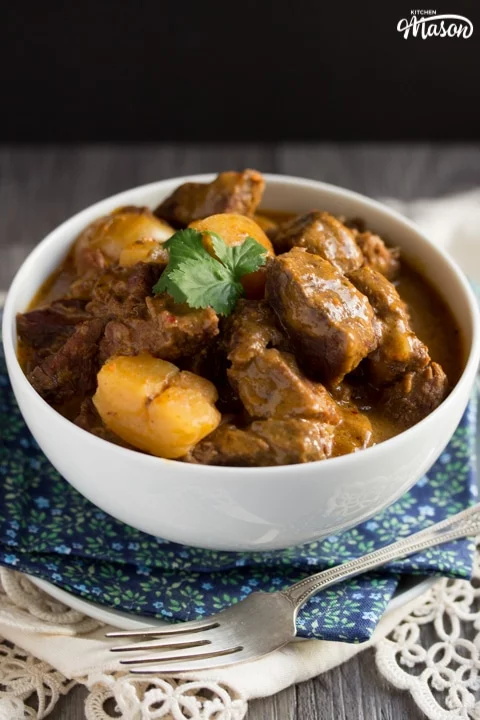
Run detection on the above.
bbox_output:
[107,503,480,674]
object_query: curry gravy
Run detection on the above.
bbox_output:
[19,211,465,453]
[363,262,463,445]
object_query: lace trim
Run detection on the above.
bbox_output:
[0,568,101,634]
[0,569,101,635]
[0,640,74,719]
[375,537,480,720]
[1,555,480,718]
[85,673,247,719]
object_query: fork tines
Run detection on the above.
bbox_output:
[106,619,219,639]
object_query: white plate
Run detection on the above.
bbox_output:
[28,574,436,631]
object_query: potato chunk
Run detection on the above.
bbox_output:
[190,213,275,299]
[119,238,169,268]
[93,354,220,458]
[74,208,175,274]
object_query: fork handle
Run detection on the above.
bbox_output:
[282,503,480,611]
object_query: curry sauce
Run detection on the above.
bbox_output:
[16,170,465,466]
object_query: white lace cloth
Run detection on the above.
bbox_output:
[1,190,480,719]
[0,557,479,720]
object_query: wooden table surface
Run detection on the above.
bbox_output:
[2,142,479,719]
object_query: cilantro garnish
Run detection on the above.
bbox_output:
[153,228,267,315]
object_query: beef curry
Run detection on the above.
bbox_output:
[17,170,463,466]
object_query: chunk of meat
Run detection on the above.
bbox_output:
[224,300,339,421]
[381,362,448,428]
[229,348,341,421]
[189,418,335,466]
[84,262,219,364]
[17,299,90,352]
[348,266,404,318]
[179,340,243,414]
[68,270,103,301]
[99,295,219,364]
[266,248,378,385]
[28,319,105,405]
[332,405,373,457]
[154,170,265,227]
[348,266,430,384]
[270,211,363,273]
[87,263,159,320]
[353,231,400,279]
[223,299,286,364]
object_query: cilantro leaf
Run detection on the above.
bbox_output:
[152,229,208,298]
[153,270,187,301]
[167,259,244,315]
[163,228,206,266]
[210,234,268,277]
[153,227,268,315]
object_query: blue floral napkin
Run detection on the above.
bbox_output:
[0,317,477,642]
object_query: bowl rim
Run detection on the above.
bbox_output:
[3,172,480,478]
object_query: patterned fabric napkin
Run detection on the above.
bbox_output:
[0,315,477,643]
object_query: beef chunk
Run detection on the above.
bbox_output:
[353,231,400,279]
[229,348,340,421]
[85,262,219,364]
[188,423,267,466]
[179,342,242,414]
[68,270,103,301]
[189,418,335,466]
[223,299,287,364]
[332,405,373,457]
[87,263,159,320]
[266,248,378,385]
[381,362,448,428]
[348,266,430,384]
[154,170,265,227]
[99,295,219,364]
[28,318,104,405]
[224,300,339,421]
[270,211,363,273]
[17,299,90,354]
[349,266,404,318]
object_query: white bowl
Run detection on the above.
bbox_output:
[3,175,480,551]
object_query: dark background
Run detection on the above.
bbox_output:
[2,0,479,142]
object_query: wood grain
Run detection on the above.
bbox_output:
[3,143,477,720]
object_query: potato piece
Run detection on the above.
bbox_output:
[190,213,274,256]
[119,238,169,267]
[169,370,219,404]
[94,354,179,416]
[74,209,175,274]
[93,354,220,459]
[190,213,274,299]
[148,384,220,459]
